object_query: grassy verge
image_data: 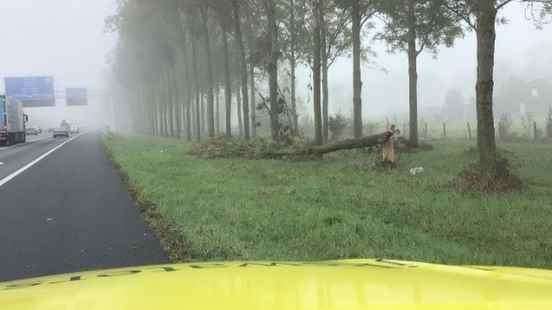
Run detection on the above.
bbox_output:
[104,134,552,268]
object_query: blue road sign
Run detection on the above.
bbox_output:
[66,88,88,106]
[4,76,56,107]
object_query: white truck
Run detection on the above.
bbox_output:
[0,95,27,146]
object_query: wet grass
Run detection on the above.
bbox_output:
[104,135,552,269]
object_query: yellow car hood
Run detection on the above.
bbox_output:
[1,259,552,310]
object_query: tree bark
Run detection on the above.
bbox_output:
[407,0,419,147]
[245,10,257,138]
[191,38,201,142]
[475,0,498,184]
[221,28,232,137]
[352,0,363,138]
[232,0,251,140]
[200,6,216,138]
[215,86,220,135]
[312,0,323,145]
[171,66,182,139]
[321,1,329,143]
[164,71,175,137]
[289,0,299,135]
[237,83,243,136]
[186,100,192,141]
[271,131,395,158]
[266,0,281,142]
[249,63,257,138]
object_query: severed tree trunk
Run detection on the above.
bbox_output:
[407,0,419,147]
[312,0,323,145]
[352,0,363,138]
[475,0,498,184]
[232,0,250,140]
[270,131,395,158]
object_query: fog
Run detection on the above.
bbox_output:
[0,0,116,130]
[0,1,550,129]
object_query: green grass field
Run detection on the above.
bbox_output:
[104,135,552,269]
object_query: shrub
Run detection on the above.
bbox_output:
[328,114,349,141]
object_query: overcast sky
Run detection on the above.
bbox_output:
[0,0,116,128]
[0,1,550,126]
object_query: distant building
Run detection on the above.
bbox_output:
[495,77,552,116]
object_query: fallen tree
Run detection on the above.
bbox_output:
[190,130,398,160]
[268,131,396,158]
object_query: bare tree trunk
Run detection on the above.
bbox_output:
[407,0,418,147]
[164,71,174,137]
[245,10,257,138]
[312,0,323,145]
[289,0,299,135]
[215,86,220,135]
[192,38,201,142]
[475,0,498,184]
[352,0,363,138]
[322,15,329,144]
[270,131,395,158]
[200,6,215,137]
[201,92,206,135]
[171,67,182,139]
[232,0,250,140]
[266,0,281,142]
[249,64,257,138]
[222,28,232,137]
[237,83,243,137]
[186,101,192,141]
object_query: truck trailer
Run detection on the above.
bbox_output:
[0,95,27,146]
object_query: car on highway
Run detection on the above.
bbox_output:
[70,125,80,134]
[25,127,40,136]
[52,128,70,138]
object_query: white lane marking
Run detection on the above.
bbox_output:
[0,134,82,188]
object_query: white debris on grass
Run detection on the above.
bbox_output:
[409,167,425,176]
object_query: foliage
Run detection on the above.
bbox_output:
[107,136,552,268]
[375,0,463,55]
[328,114,349,140]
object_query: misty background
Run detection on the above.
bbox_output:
[0,1,550,130]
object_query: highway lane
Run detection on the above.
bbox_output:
[0,134,65,180]
[0,133,167,282]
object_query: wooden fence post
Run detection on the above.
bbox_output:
[443,122,447,138]
[467,122,472,140]
[534,121,538,142]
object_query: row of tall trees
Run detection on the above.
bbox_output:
[107,0,551,184]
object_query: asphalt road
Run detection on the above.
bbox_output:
[0,133,167,282]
